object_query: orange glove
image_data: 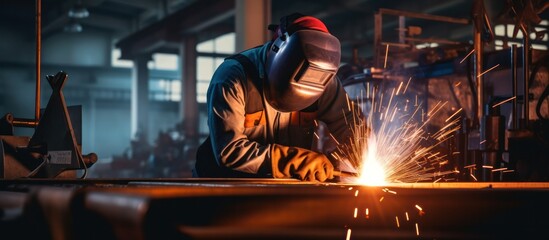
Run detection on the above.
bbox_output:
[271,144,334,182]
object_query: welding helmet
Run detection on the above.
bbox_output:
[265,14,341,112]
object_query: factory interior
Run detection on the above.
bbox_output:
[1,0,549,239]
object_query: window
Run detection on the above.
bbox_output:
[150,78,181,102]
[149,53,179,70]
[111,48,134,68]
[493,20,548,50]
[196,32,235,103]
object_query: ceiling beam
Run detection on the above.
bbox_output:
[116,0,234,59]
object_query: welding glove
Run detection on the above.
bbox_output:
[271,144,334,182]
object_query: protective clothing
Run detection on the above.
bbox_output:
[194,15,361,182]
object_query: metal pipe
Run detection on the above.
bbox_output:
[379,8,469,24]
[474,29,484,125]
[12,118,39,128]
[511,45,518,129]
[35,0,41,122]
[521,25,530,128]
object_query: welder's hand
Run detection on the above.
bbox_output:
[290,152,335,182]
[271,144,334,182]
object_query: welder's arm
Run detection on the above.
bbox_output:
[207,67,272,175]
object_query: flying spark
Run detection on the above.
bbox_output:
[477,64,500,78]
[346,229,352,240]
[459,49,475,64]
[337,77,462,185]
[492,96,516,108]
[384,44,390,68]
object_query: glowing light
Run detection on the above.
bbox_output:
[358,137,387,185]
[353,208,358,218]
[346,229,352,240]
[337,76,462,185]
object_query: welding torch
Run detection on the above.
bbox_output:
[333,170,359,178]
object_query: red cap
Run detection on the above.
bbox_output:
[287,16,329,34]
[270,15,329,40]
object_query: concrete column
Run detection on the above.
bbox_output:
[235,0,271,52]
[131,54,150,142]
[180,36,198,139]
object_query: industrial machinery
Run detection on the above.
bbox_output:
[339,0,549,183]
[0,0,97,179]
[0,71,97,179]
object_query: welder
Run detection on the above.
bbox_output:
[193,13,361,182]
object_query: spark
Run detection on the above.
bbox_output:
[480,140,486,145]
[338,82,462,185]
[354,208,358,218]
[415,223,420,236]
[477,64,500,78]
[396,82,404,96]
[492,96,516,108]
[459,49,475,64]
[415,205,423,211]
[329,132,341,146]
[384,44,390,68]
[367,82,370,99]
[445,108,463,122]
[454,81,462,87]
[464,164,476,169]
[395,216,400,227]
[470,173,478,181]
[314,132,320,140]
[346,229,352,240]
[354,190,359,197]
[387,189,397,195]
[346,94,352,111]
[492,168,507,172]
[366,208,370,219]
[379,196,385,202]
[403,77,412,94]
[405,212,409,221]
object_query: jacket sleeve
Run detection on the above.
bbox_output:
[207,60,273,175]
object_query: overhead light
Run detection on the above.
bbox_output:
[64,20,83,33]
[68,2,89,19]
